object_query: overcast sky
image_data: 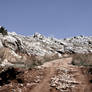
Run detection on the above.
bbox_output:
[0,0,92,38]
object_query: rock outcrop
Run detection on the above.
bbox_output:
[0,27,92,67]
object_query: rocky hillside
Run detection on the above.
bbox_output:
[0,26,92,67]
[0,27,92,92]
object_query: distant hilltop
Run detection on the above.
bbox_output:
[0,26,92,55]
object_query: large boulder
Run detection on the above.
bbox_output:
[2,36,18,51]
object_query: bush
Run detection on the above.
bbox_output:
[72,53,92,67]
[43,53,59,62]
[0,26,8,36]
[25,53,60,69]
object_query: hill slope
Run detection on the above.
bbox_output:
[0,27,92,92]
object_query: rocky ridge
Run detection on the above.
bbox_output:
[0,28,91,66]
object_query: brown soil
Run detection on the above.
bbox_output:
[30,57,92,92]
[0,57,92,92]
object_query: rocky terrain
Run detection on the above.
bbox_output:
[0,26,92,66]
[0,26,92,92]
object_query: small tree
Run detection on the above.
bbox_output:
[0,26,8,36]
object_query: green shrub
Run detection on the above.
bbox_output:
[0,26,8,36]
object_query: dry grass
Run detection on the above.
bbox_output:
[43,53,60,62]
[0,48,61,69]
[72,53,92,67]
[25,53,61,69]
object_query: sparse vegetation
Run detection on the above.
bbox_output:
[43,53,60,62]
[72,53,92,67]
[25,53,60,69]
[0,26,8,36]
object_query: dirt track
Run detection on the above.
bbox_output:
[31,57,92,92]
[31,58,72,92]
[0,57,92,92]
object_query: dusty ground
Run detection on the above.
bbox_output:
[0,57,92,92]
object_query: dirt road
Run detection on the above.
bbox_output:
[31,57,72,92]
[0,57,91,92]
[31,57,92,92]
